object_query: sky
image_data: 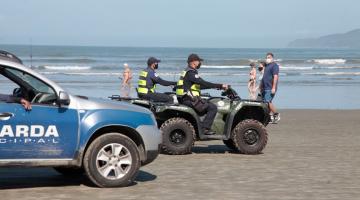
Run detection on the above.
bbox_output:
[0,0,359,48]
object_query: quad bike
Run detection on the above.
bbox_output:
[110,87,271,155]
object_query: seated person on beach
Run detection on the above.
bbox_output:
[137,57,177,103]
[248,62,257,100]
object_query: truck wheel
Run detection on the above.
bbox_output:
[160,118,195,155]
[223,139,238,151]
[83,133,141,187]
[232,119,268,154]
[53,167,84,177]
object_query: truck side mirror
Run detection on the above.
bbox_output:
[58,91,70,106]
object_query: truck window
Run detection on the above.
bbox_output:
[0,73,20,95]
[4,68,57,105]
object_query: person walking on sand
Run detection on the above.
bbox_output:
[121,63,133,97]
[248,62,257,100]
[260,53,280,123]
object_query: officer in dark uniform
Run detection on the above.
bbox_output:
[137,57,177,103]
[0,94,32,110]
[176,54,228,135]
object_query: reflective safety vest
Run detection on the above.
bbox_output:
[176,69,201,97]
[137,69,156,95]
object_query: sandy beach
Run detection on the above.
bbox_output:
[0,109,359,200]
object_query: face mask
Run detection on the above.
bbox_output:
[266,58,272,64]
[154,64,159,69]
[196,62,202,69]
[258,67,263,71]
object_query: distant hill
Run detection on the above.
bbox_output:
[288,29,360,48]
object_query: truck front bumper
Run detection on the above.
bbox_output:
[136,125,162,165]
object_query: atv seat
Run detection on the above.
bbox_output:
[135,88,179,106]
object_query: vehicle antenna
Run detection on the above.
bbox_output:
[30,38,33,68]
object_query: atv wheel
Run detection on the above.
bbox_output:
[83,133,140,187]
[53,167,84,177]
[223,139,238,151]
[232,119,268,154]
[160,118,195,155]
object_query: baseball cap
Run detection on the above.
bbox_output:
[187,54,204,63]
[147,57,161,66]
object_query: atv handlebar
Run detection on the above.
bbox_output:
[221,86,241,100]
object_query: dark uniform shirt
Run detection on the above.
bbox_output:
[146,67,176,88]
[183,67,222,91]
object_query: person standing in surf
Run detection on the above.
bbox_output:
[121,63,133,97]
[248,62,257,100]
[258,61,266,82]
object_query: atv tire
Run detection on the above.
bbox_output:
[223,139,238,151]
[83,133,141,187]
[160,117,195,155]
[232,119,268,154]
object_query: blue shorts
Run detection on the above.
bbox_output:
[262,90,275,103]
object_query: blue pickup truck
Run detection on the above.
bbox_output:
[0,51,162,187]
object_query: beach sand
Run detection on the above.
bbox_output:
[0,109,359,200]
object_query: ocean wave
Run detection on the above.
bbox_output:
[39,70,360,77]
[41,72,122,76]
[248,59,283,63]
[202,65,249,69]
[33,65,133,71]
[309,59,346,65]
[280,66,311,70]
[39,65,93,71]
[281,65,360,70]
[303,72,360,76]
[40,71,249,77]
[313,66,360,69]
[23,58,97,63]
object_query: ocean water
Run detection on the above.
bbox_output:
[1,44,360,109]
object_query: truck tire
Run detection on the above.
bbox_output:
[83,133,141,187]
[160,118,195,155]
[53,167,84,177]
[223,139,238,151]
[232,119,268,154]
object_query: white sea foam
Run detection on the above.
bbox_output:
[40,71,249,77]
[280,66,311,70]
[202,65,249,69]
[311,59,346,65]
[43,66,92,70]
[41,72,121,76]
[313,66,360,69]
[281,65,360,70]
[248,59,282,62]
[303,72,360,76]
